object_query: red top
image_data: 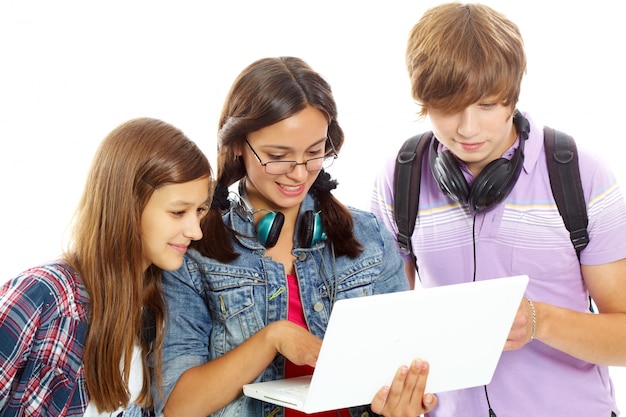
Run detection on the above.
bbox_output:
[284,274,351,417]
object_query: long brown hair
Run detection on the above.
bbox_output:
[64,117,212,412]
[406,3,526,116]
[194,56,362,261]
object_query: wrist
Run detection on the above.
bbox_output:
[524,297,536,342]
[261,321,283,356]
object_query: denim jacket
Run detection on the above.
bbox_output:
[156,195,409,417]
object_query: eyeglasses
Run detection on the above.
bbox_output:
[245,139,338,175]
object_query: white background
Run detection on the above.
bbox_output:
[1,0,624,405]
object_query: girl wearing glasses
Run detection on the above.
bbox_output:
[155,57,437,417]
[0,118,213,416]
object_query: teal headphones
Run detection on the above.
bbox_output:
[256,209,326,248]
[235,185,326,248]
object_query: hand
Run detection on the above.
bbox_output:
[370,359,437,417]
[265,320,322,368]
[504,297,535,351]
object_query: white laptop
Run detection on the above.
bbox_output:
[243,275,529,414]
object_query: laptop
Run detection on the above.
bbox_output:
[243,275,529,414]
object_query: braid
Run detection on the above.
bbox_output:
[211,182,231,211]
[311,170,363,258]
[309,169,338,197]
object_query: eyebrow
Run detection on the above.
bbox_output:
[258,137,327,151]
[168,197,211,207]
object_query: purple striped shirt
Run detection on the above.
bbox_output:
[371,112,626,416]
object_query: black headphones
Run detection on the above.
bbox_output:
[429,110,530,213]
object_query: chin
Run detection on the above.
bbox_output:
[155,257,185,272]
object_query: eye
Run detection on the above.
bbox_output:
[197,205,209,219]
[267,152,289,161]
[478,102,498,109]
[171,210,186,218]
[307,147,325,157]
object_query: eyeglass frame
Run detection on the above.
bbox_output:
[244,137,338,175]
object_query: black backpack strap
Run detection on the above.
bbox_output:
[393,132,432,264]
[543,126,589,258]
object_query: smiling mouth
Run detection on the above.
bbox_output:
[169,244,189,254]
[278,183,303,192]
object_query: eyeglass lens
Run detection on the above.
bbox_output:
[264,156,334,174]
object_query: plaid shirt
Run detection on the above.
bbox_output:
[0,262,90,416]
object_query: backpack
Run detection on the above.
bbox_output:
[393,127,590,268]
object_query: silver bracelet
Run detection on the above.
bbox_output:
[525,297,536,342]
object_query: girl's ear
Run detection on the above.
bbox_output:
[232,143,243,157]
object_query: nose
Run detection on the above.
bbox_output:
[184,216,204,241]
[457,109,480,139]
[286,162,309,181]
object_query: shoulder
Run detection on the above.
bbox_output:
[1,261,85,321]
[572,140,613,174]
[347,206,378,223]
[545,129,621,193]
[533,123,623,213]
[527,113,605,174]
[524,113,614,185]
[347,207,393,239]
[162,250,213,291]
[2,263,70,304]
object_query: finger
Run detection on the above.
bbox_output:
[413,360,429,404]
[302,351,318,368]
[401,359,428,408]
[369,386,390,415]
[385,363,410,409]
[379,360,433,416]
[413,361,438,413]
[423,393,438,414]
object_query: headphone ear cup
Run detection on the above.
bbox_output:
[469,148,524,212]
[298,210,326,248]
[429,141,470,204]
[257,211,284,248]
[468,158,510,212]
[298,210,315,248]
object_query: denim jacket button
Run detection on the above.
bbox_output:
[313,302,324,312]
[298,252,307,261]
